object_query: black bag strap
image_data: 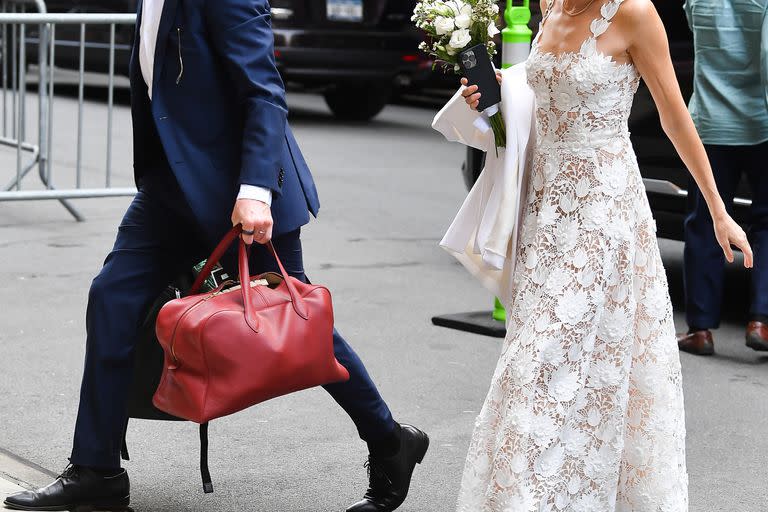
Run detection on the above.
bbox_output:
[123,418,213,494]
[200,422,214,493]
[120,418,130,461]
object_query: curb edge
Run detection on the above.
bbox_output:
[0,448,57,490]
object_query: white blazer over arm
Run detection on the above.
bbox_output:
[433,62,536,308]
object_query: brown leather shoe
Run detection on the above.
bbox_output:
[746,321,768,352]
[677,330,715,356]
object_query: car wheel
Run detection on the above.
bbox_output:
[324,83,391,122]
[462,146,486,190]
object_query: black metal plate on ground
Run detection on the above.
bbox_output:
[431,311,507,338]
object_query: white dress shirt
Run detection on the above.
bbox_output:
[139,0,272,205]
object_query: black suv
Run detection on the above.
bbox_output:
[29,0,425,121]
[270,0,426,120]
[461,0,752,241]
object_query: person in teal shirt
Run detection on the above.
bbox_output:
[679,0,768,355]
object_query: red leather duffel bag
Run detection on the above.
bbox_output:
[153,226,350,492]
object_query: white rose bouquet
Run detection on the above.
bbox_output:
[412,0,505,150]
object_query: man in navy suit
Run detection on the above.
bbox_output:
[4,1,428,511]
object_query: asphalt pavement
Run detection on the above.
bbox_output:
[0,91,766,511]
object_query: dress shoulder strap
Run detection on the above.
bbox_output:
[589,0,625,39]
[533,0,557,44]
[542,0,556,17]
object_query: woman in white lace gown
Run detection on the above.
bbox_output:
[455,0,754,510]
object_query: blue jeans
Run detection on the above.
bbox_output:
[70,168,395,468]
[683,142,768,329]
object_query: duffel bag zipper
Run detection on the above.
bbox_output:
[169,295,209,366]
[169,279,254,364]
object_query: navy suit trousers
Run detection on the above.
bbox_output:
[70,166,395,468]
[683,142,768,329]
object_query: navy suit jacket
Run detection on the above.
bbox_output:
[129,0,320,241]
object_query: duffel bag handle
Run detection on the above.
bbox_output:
[191,225,309,322]
[190,226,242,295]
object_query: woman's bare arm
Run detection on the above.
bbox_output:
[618,0,753,267]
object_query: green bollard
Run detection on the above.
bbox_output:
[493,297,506,323]
[493,0,533,323]
[501,0,533,68]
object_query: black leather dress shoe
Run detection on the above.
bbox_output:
[3,465,130,511]
[346,424,429,512]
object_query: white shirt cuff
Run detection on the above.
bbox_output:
[237,185,273,206]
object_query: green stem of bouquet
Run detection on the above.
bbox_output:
[488,111,506,156]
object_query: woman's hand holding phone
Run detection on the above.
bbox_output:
[461,71,503,111]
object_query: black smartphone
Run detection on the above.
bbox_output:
[458,43,501,112]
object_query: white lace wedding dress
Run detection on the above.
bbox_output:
[455,0,689,510]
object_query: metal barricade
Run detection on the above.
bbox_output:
[0,8,137,221]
